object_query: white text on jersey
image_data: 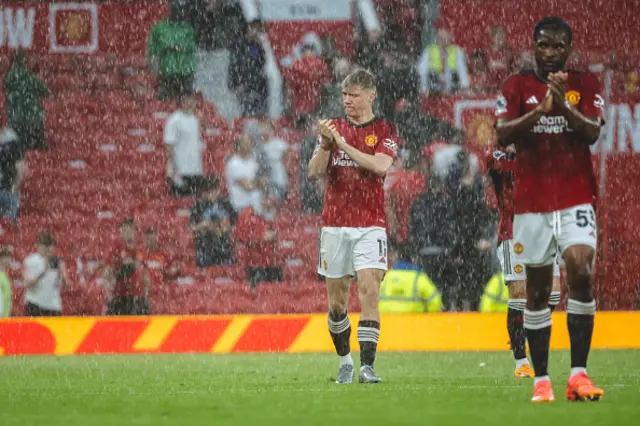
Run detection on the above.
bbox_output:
[332,150,359,168]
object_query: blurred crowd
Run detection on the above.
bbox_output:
[0,0,638,318]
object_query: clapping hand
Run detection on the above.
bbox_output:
[547,71,568,108]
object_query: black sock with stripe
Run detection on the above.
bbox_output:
[358,320,380,367]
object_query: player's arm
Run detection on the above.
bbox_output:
[495,77,552,146]
[548,72,603,145]
[330,127,395,177]
[308,120,334,180]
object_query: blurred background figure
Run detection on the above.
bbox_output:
[228,19,268,117]
[257,120,289,201]
[226,134,262,212]
[3,51,49,151]
[0,127,26,230]
[164,92,206,196]
[235,189,283,288]
[189,176,234,268]
[23,233,67,317]
[410,146,498,312]
[378,249,443,313]
[417,28,469,95]
[147,0,197,101]
[0,247,13,317]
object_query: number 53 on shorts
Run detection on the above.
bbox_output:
[513,203,597,266]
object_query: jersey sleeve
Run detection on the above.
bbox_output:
[495,75,521,120]
[376,124,399,159]
[579,73,605,122]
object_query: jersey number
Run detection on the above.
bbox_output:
[576,209,595,229]
[377,238,387,257]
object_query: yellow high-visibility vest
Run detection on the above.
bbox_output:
[479,273,509,313]
[427,45,461,75]
[379,268,442,313]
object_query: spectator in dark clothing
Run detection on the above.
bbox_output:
[409,146,498,312]
[3,51,49,151]
[228,19,268,117]
[374,41,419,118]
[193,0,245,50]
[189,176,234,267]
[0,128,26,227]
[393,101,463,152]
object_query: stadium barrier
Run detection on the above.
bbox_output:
[1,312,639,356]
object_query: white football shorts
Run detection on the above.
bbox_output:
[318,227,388,279]
[513,203,597,266]
[498,239,561,282]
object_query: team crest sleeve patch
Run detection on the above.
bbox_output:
[495,94,508,116]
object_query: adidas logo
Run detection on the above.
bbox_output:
[526,96,539,104]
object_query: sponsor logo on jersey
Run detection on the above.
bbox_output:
[495,94,507,116]
[332,150,358,167]
[513,242,523,254]
[531,115,570,134]
[565,90,581,106]
[383,138,398,153]
[365,134,378,147]
[514,264,524,274]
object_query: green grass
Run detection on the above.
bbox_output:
[1,350,639,425]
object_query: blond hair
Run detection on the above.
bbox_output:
[342,68,376,90]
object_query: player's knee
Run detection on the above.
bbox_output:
[568,263,593,298]
[328,299,348,316]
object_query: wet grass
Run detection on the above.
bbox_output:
[1,350,638,425]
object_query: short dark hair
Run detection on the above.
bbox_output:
[121,217,136,228]
[533,17,572,45]
[38,232,55,247]
[0,246,12,258]
[144,227,157,235]
[342,68,376,90]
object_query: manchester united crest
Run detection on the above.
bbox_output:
[565,90,581,106]
[514,242,524,255]
[365,135,378,147]
[514,264,524,274]
[323,260,328,270]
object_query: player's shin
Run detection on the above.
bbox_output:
[524,266,554,381]
[328,310,352,364]
[357,276,381,367]
[507,298,527,364]
[564,247,596,375]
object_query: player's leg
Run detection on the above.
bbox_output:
[557,204,603,401]
[318,227,355,383]
[549,254,563,311]
[353,227,388,384]
[498,240,532,377]
[514,213,556,402]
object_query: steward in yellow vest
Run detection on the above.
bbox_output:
[379,261,442,313]
[479,272,509,313]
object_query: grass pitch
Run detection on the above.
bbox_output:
[1,350,639,425]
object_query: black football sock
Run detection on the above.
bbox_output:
[524,308,552,378]
[358,320,380,367]
[328,312,351,357]
[507,299,527,361]
[567,299,596,369]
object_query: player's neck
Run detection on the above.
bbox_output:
[347,111,375,125]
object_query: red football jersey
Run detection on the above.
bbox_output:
[486,147,516,243]
[496,70,604,213]
[388,170,425,244]
[140,249,176,283]
[317,117,399,227]
[107,242,138,297]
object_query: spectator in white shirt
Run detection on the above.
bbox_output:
[257,121,289,201]
[416,29,470,94]
[164,92,206,196]
[225,134,262,212]
[23,232,67,316]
